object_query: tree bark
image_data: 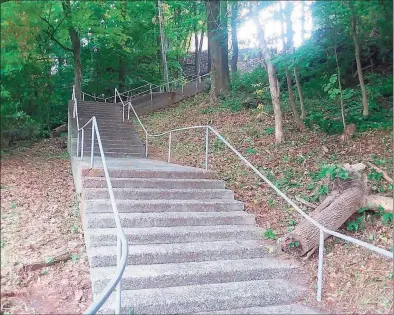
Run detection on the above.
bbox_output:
[62,1,82,100]
[206,0,230,99]
[158,0,169,91]
[284,2,294,52]
[230,1,239,74]
[197,29,204,76]
[252,1,284,143]
[300,1,305,41]
[349,2,369,117]
[285,68,305,131]
[283,183,365,256]
[294,66,306,119]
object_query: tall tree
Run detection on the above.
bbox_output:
[206,0,230,99]
[349,2,369,118]
[251,1,284,143]
[283,1,304,130]
[158,0,169,91]
[230,1,239,74]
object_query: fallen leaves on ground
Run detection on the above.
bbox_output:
[135,92,393,314]
[1,138,91,314]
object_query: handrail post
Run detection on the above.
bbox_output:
[205,127,209,170]
[122,104,125,122]
[115,236,122,314]
[127,103,130,120]
[114,88,117,104]
[317,229,325,302]
[76,131,80,157]
[168,131,172,163]
[90,119,95,167]
[181,82,184,95]
[195,78,198,91]
[145,134,148,157]
[80,129,84,160]
[82,93,85,101]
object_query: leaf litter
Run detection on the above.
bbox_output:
[135,92,393,314]
[1,138,91,314]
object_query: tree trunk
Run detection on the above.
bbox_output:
[349,2,369,117]
[252,1,284,143]
[279,2,286,53]
[285,68,305,131]
[283,182,365,256]
[158,0,169,91]
[230,1,239,74]
[334,44,346,130]
[294,66,306,119]
[300,1,305,41]
[197,29,204,76]
[206,0,230,99]
[62,0,82,100]
[119,57,126,91]
[284,2,294,52]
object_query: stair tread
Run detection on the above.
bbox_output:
[96,279,304,314]
[197,304,321,314]
[90,257,297,287]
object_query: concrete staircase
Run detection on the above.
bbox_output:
[71,101,145,158]
[75,158,320,314]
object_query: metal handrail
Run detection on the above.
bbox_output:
[114,73,211,104]
[120,95,393,303]
[71,86,129,315]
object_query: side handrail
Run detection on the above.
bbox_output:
[72,86,129,315]
[120,96,393,303]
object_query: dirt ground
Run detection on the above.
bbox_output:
[1,138,91,314]
[136,92,393,315]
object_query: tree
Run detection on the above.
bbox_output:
[158,0,169,91]
[230,1,239,74]
[206,0,230,99]
[349,2,369,118]
[251,1,284,143]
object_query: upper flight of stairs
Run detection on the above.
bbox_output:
[77,159,320,314]
[70,100,145,158]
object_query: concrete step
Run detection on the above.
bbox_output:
[90,257,298,293]
[83,177,225,189]
[83,188,234,200]
[96,279,304,314]
[92,151,144,158]
[200,304,320,314]
[84,199,244,213]
[85,211,255,229]
[85,225,263,247]
[88,239,269,267]
[81,146,144,153]
[81,168,216,179]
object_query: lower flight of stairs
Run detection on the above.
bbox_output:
[80,162,319,314]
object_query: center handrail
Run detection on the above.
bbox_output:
[117,92,393,303]
[71,86,129,315]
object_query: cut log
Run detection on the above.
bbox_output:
[51,124,68,137]
[365,195,393,212]
[282,184,364,256]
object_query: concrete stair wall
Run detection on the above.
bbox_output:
[75,159,320,314]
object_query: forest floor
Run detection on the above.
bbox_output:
[0,138,91,314]
[136,92,393,315]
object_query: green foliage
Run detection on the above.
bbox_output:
[368,171,383,181]
[263,228,277,240]
[347,216,365,232]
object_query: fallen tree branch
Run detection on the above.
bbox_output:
[295,196,317,209]
[22,249,70,272]
[365,195,393,211]
[367,162,393,184]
